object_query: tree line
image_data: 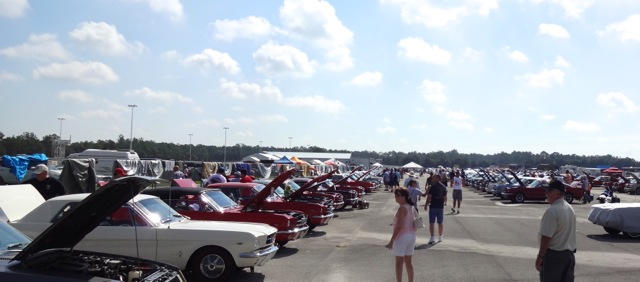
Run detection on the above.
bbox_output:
[2,131,639,169]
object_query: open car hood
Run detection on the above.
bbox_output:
[244,169,296,211]
[287,169,339,200]
[334,166,363,185]
[14,176,156,261]
[506,170,525,187]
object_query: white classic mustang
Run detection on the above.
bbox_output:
[2,179,279,281]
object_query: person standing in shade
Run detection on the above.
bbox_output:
[425,174,447,244]
[385,188,417,282]
[239,169,253,183]
[451,171,463,214]
[171,165,184,179]
[581,176,590,204]
[536,180,576,282]
[23,164,66,200]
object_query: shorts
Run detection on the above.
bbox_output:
[392,233,417,256]
[453,190,462,201]
[429,208,444,224]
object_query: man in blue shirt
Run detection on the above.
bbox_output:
[425,174,447,244]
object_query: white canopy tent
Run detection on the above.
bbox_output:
[241,152,279,162]
[371,162,383,167]
[402,162,423,169]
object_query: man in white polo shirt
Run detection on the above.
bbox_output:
[535,180,576,282]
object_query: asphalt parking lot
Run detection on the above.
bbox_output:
[228,176,640,282]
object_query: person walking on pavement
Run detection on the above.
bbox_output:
[425,174,447,244]
[386,188,417,282]
[451,171,463,214]
[536,180,576,282]
[581,176,590,203]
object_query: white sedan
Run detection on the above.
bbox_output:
[4,186,279,281]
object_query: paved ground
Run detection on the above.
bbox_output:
[228,176,640,282]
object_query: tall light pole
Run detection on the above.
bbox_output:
[259,141,263,151]
[128,104,137,151]
[223,127,229,163]
[188,133,193,161]
[288,137,292,149]
[57,117,65,138]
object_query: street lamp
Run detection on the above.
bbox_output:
[288,137,292,149]
[188,133,193,161]
[57,117,65,139]
[223,127,229,163]
[128,104,137,151]
[259,141,263,151]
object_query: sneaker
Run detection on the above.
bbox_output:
[456,210,460,214]
[451,208,455,213]
[428,237,435,244]
[438,236,443,242]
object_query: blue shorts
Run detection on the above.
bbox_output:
[429,208,444,224]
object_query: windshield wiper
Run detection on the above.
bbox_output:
[6,242,29,250]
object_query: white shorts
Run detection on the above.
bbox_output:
[392,233,417,256]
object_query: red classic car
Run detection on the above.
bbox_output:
[503,171,584,204]
[141,187,309,246]
[292,176,360,210]
[209,169,334,230]
[332,167,378,193]
[252,178,339,210]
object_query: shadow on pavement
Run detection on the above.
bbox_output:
[304,230,327,238]
[587,233,640,243]
[414,243,437,250]
[273,246,299,259]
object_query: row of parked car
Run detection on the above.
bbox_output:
[465,169,586,204]
[0,167,382,281]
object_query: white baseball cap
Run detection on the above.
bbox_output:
[33,164,48,175]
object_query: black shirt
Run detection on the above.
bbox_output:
[23,177,66,200]
[428,182,447,209]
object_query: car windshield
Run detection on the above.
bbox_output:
[0,221,31,251]
[528,179,547,188]
[135,198,185,225]
[254,184,284,199]
[205,190,238,209]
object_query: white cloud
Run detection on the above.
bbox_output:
[563,120,600,132]
[197,118,221,127]
[218,79,284,101]
[382,118,392,124]
[58,90,91,103]
[281,96,346,114]
[236,131,254,138]
[419,80,447,104]
[503,48,529,64]
[253,42,315,78]
[0,33,71,61]
[448,121,474,130]
[596,92,638,113]
[539,114,556,121]
[538,23,570,38]
[376,126,396,134]
[462,47,482,62]
[0,70,24,82]
[183,49,241,74]
[381,0,498,28]
[148,107,167,114]
[213,16,273,41]
[124,87,192,103]
[80,109,121,120]
[529,0,594,18]
[130,0,183,21]
[0,0,29,18]
[162,50,180,60]
[601,14,640,42]
[515,69,564,87]
[224,117,256,125]
[447,110,472,120]
[279,0,354,71]
[33,61,119,84]
[554,55,570,68]
[398,37,451,65]
[348,71,382,87]
[69,21,145,56]
[258,114,288,123]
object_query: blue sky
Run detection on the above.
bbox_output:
[1,0,639,160]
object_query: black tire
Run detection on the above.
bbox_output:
[604,227,621,235]
[564,193,574,204]
[514,193,525,203]
[0,176,5,185]
[276,241,288,247]
[623,231,640,239]
[187,246,235,282]
[635,187,640,195]
[308,224,317,231]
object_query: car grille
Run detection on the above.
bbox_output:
[266,232,276,246]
